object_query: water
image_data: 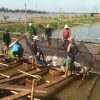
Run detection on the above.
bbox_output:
[53,23,100,43]
[0,12,90,21]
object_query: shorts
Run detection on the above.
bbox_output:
[66,56,75,71]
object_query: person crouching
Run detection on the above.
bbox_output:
[12,42,23,59]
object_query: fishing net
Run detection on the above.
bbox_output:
[18,36,100,71]
[76,41,100,71]
[37,37,66,57]
[18,36,33,57]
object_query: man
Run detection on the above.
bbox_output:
[36,47,45,65]
[28,23,37,36]
[31,39,38,69]
[63,24,71,51]
[3,29,11,46]
[45,24,52,47]
[62,37,78,77]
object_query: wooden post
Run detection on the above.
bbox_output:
[25,3,27,33]
[31,79,35,100]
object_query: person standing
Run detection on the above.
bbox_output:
[63,24,71,51]
[28,23,37,36]
[62,37,78,77]
[45,24,52,47]
[3,29,11,46]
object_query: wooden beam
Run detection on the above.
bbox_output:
[45,74,75,88]
[0,84,47,94]
[0,63,8,67]
[17,69,42,79]
[0,68,49,84]
[0,84,30,91]
[0,73,10,78]
[3,91,30,100]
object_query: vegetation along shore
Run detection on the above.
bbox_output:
[0,13,100,39]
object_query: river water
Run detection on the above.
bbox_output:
[53,23,100,43]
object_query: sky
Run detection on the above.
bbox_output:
[0,0,100,13]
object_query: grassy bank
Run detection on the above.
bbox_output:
[0,15,100,37]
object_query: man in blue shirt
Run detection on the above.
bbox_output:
[12,42,23,58]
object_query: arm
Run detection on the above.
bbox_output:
[69,29,71,37]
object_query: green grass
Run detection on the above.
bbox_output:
[0,15,100,36]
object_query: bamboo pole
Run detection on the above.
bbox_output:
[0,73,10,78]
[17,69,41,79]
[88,75,99,99]
[78,68,90,87]
[9,35,25,47]
[25,3,27,33]
[31,79,35,100]
[0,63,8,67]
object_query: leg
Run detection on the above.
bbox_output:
[32,56,36,69]
[64,64,69,76]
[32,56,39,70]
[48,37,51,47]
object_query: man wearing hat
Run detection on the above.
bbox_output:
[63,24,71,52]
[28,23,37,36]
[62,37,78,77]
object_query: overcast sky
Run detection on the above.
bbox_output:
[0,0,100,13]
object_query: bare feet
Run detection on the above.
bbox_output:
[36,68,40,71]
[61,75,67,78]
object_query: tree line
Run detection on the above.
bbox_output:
[0,7,47,14]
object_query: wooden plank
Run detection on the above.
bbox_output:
[0,68,49,84]
[0,84,30,92]
[17,70,42,79]
[38,74,75,89]
[3,91,30,100]
[0,63,8,67]
[0,73,10,78]
[45,74,75,88]
[0,62,22,72]
[0,84,47,94]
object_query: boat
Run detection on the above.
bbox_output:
[0,35,100,99]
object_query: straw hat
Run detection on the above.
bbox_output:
[64,24,69,29]
[47,24,50,28]
[29,23,32,26]
[33,36,38,40]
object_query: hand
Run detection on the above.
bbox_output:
[3,42,5,45]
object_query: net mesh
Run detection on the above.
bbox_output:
[18,36,100,71]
